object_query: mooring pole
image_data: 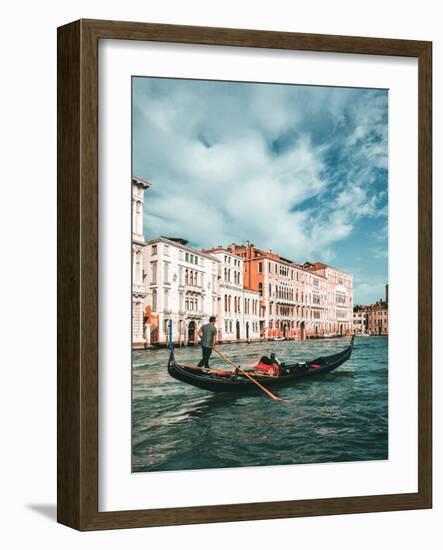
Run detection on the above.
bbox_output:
[168,319,173,350]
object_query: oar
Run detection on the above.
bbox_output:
[213,347,283,402]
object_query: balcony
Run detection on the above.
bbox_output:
[275,297,296,305]
[184,283,203,292]
[185,310,204,318]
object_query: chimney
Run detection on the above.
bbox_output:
[250,243,255,258]
[231,243,236,255]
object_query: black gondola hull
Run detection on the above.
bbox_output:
[167,337,354,394]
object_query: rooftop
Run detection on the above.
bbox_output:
[132,175,152,189]
[145,236,220,262]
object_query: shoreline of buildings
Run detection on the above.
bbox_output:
[353,285,389,336]
[132,177,360,349]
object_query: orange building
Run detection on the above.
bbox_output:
[233,242,353,339]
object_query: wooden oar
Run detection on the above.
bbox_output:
[213,347,283,402]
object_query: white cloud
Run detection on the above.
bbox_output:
[134,79,388,269]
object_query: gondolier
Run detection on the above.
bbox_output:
[197,316,217,368]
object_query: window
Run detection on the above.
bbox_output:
[185,252,189,262]
[258,262,263,273]
[164,245,170,256]
[151,262,157,284]
[164,262,169,283]
[152,244,157,255]
[258,282,263,297]
[152,290,157,311]
[134,251,142,283]
[164,290,169,310]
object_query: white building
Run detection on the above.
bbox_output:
[132,176,151,349]
[143,237,219,345]
[353,308,369,335]
[203,247,261,342]
[304,263,354,336]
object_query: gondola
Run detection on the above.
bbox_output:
[167,335,355,394]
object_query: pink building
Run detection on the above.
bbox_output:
[232,243,353,339]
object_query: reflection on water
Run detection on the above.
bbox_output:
[132,337,388,472]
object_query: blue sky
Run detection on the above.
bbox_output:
[133,77,388,305]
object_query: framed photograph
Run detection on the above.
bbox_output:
[57,19,432,530]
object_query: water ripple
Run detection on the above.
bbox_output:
[132,337,388,472]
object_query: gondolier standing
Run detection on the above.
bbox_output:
[197,316,217,368]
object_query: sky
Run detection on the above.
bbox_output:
[133,77,388,305]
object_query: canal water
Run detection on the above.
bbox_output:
[132,336,388,472]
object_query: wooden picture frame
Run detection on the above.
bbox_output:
[57,19,432,530]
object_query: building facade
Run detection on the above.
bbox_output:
[132,175,355,347]
[353,306,370,335]
[202,247,261,342]
[132,176,151,349]
[304,262,354,337]
[367,301,389,335]
[143,237,219,345]
[234,243,353,340]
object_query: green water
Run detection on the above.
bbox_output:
[132,336,388,472]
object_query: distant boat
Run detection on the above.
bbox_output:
[167,336,355,394]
